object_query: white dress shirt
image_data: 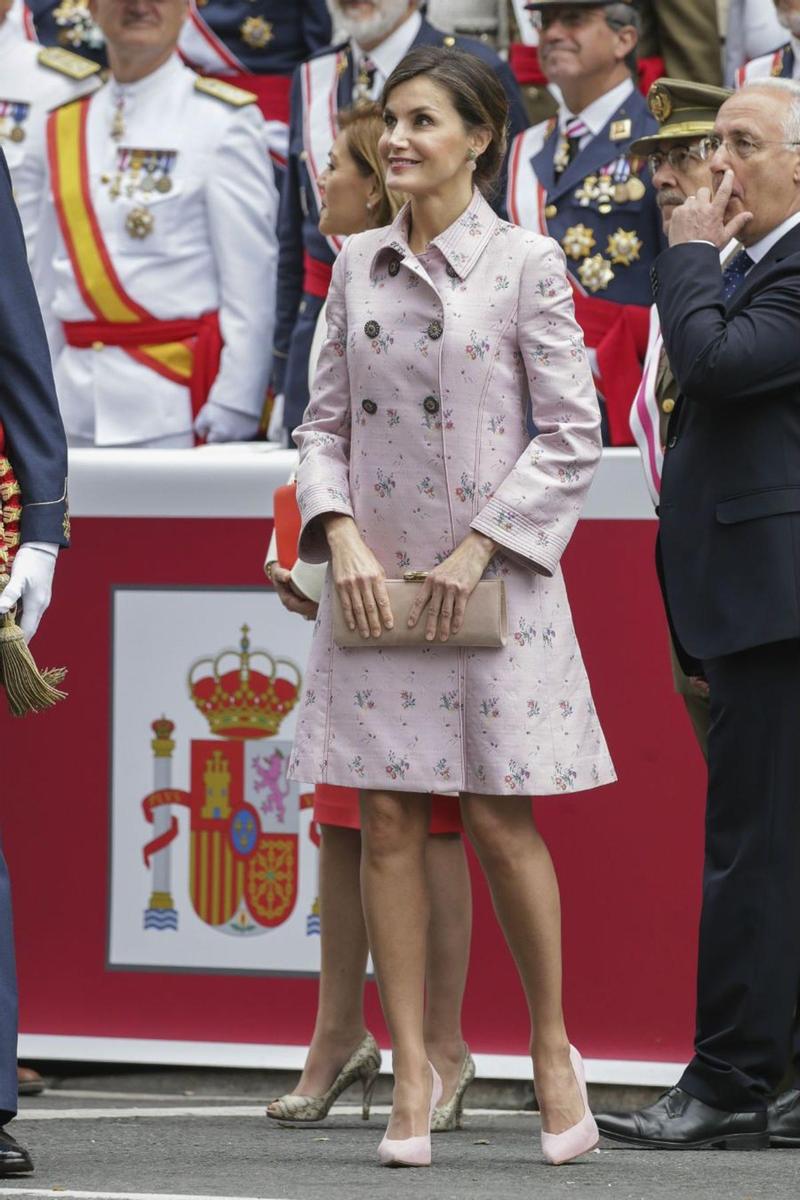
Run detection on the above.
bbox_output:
[745,209,800,265]
[354,10,422,101]
[559,77,635,149]
[35,55,280,447]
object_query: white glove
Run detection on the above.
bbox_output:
[194,402,261,444]
[0,543,58,642]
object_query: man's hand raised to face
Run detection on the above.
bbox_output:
[668,169,753,248]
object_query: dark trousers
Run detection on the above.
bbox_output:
[679,639,800,1111]
[0,836,17,1122]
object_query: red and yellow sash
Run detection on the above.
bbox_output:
[47,98,211,395]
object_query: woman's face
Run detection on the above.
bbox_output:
[318,130,379,237]
[380,76,488,198]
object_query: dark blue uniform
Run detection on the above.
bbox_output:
[0,150,69,1124]
[275,19,530,433]
[532,87,664,307]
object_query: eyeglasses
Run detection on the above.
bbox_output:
[647,145,705,175]
[698,133,800,160]
[530,8,599,31]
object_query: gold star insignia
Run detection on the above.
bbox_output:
[240,16,274,48]
[606,228,643,267]
[561,224,597,261]
[577,254,615,294]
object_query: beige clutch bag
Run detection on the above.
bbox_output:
[332,574,507,649]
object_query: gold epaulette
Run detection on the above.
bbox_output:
[37,46,102,80]
[194,77,257,107]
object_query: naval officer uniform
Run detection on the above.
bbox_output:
[36,55,279,447]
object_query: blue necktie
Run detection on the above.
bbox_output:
[721,247,754,302]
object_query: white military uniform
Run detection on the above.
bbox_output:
[735,34,800,84]
[36,55,279,447]
[725,0,789,84]
[0,25,100,256]
[7,0,35,40]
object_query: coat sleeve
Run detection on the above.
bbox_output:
[205,103,279,419]
[0,152,69,547]
[654,241,800,405]
[470,236,602,576]
[273,67,305,395]
[292,241,353,563]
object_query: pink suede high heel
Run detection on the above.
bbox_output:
[378,1062,443,1168]
[540,1045,599,1166]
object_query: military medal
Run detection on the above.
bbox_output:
[155,175,172,194]
[606,228,643,267]
[240,16,273,48]
[561,224,596,261]
[9,126,25,144]
[125,206,154,239]
[578,254,615,294]
[626,177,646,202]
[575,174,598,208]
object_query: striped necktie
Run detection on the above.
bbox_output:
[555,116,589,177]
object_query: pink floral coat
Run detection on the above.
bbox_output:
[287,190,615,796]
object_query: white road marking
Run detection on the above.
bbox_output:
[15,1104,532,1122]
[0,1190,289,1200]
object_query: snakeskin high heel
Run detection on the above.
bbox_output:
[266,1031,382,1123]
[431,1047,476,1132]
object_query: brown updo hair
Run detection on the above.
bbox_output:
[380,47,509,199]
[337,101,404,228]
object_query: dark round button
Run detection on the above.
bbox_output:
[427,319,443,340]
[667,435,677,449]
[445,264,457,278]
[388,259,400,277]
[423,395,439,415]
[361,398,377,415]
[364,320,380,339]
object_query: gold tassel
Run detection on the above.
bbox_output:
[0,575,67,717]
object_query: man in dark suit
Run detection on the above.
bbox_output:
[0,151,70,1175]
[596,77,800,1149]
[273,0,529,435]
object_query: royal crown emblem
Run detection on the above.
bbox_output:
[189,624,300,739]
[140,625,309,937]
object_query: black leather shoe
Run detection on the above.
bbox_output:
[0,1128,33,1176]
[594,1087,769,1150]
[768,1088,800,1147]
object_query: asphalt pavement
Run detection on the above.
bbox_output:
[0,1082,798,1200]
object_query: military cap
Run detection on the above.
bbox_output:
[629,77,733,156]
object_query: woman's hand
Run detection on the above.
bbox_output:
[269,564,319,621]
[407,531,496,642]
[324,515,394,639]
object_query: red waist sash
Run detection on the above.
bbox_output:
[572,293,650,447]
[63,311,223,418]
[303,253,333,301]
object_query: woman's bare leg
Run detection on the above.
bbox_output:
[360,789,433,1139]
[460,794,583,1134]
[424,833,472,1102]
[272,824,369,1101]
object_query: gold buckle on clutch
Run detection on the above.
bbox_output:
[403,571,428,581]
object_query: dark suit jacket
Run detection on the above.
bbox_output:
[0,152,69,547]
[653,224,800,661]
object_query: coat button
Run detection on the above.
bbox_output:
[361,399,377,415]
[445,264,457,278]
[427,319,443,340]
[545,204,558,219]
[364,320,380,338]
[667,435,677,448]
[661,397,675,414]
[423,395,439,415]
[388,259,400,277]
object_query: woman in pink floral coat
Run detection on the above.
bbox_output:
[289,46,615,1169]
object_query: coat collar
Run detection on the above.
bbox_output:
[726,221,800,316]
[370,188,499,282]
[535,86,652,205]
